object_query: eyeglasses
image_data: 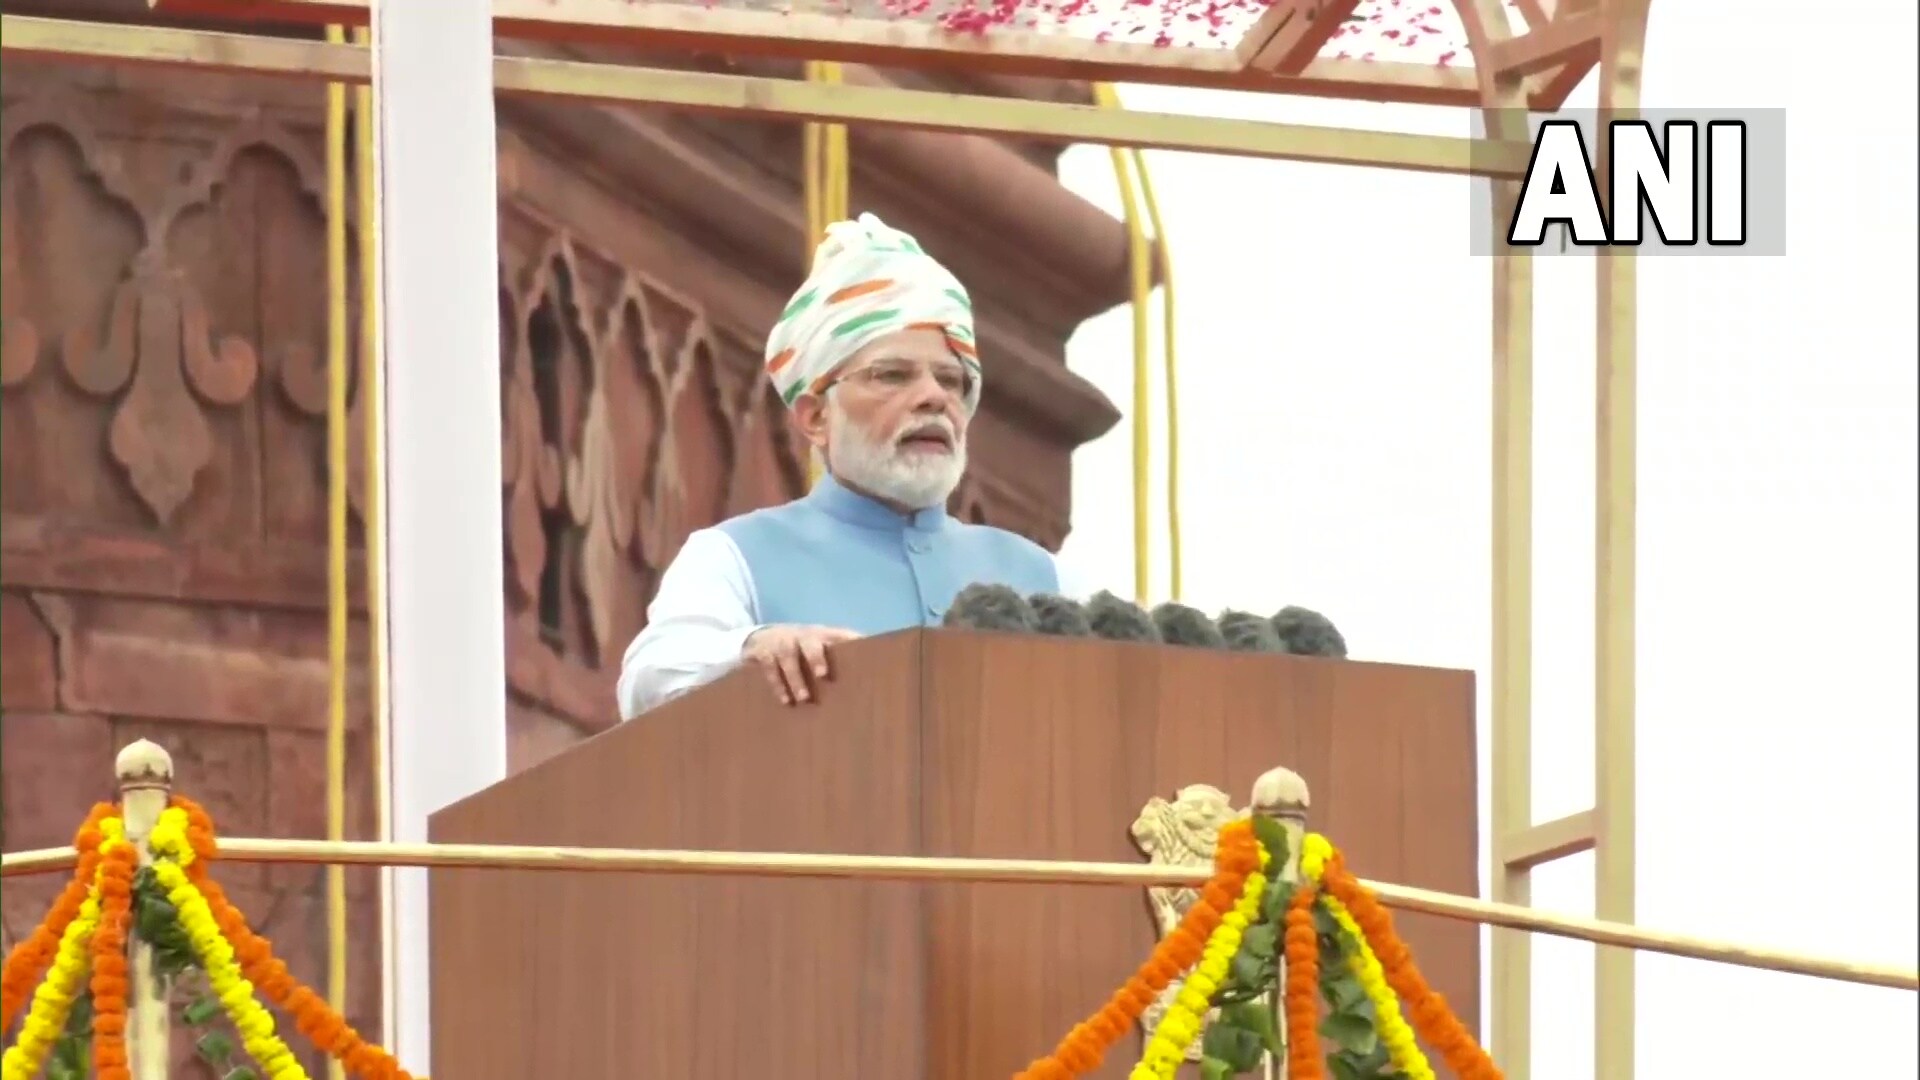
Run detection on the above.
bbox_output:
[828,359,976,402]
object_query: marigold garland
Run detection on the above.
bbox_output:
[1314,845,1503,1080]
[1130,842,1271,1080]
[1,855,103,1080]
[1319,892,1433,1080]
[1281,883,1323,1080]
[162,796,424,1080]
[89,824,140,1080]
[1014,818,1264,1080]
[150,857,311,1080]
[1,803,113,1030]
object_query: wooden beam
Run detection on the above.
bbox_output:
[0,17,1538,177]
[1529,42,1601,109]
[135,0,1543,108]
[1484,11,1603,79]
[1499,810,1598,871]
[1237,0,1363,74]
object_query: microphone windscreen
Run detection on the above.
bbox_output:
[1029,593,1094,637]
[1151,602,1226,648]
[1272,605,1348,658]
[944,583,1037,632]
[1217,610,1285,652]
[1086,590,1161,643]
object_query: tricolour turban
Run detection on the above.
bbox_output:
[763,212,981,413]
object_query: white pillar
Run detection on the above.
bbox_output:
[369,0,508,1070]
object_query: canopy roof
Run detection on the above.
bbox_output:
[152,0,1596,109]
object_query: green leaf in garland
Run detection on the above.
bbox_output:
[1220,1001,1283,1057]
[1355,1044,1397,1074]
[1311,901,1344,941]
[1201,1014,1267,1074]
[1227,946,1270,996]
[1200,1055,1237,1080]
[1319,1010,1379,1055]
[1261,879,1292,925]
[197,1030,236,1063]
[137,895,179,935]
[1239,922,1277,963]
[184,995,224,1026]
[1327,1053,1372,1080]
[1249,817,1291,878]
[224,1067,261,1080]
[1318,966,1369,1013]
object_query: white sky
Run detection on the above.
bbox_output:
[1056,2,1920,1076]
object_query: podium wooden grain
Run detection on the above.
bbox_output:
[428,629,1479,1079]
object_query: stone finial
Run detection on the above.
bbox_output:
[1249,766,1310,820]
[115,739,174,792]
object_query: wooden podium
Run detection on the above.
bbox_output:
[427,630,1480,1079]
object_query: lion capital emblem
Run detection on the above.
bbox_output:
[1128,783,1243,1061]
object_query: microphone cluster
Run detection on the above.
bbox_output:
[943,585,1347,659]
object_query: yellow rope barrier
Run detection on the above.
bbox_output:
[1130,148,1181,602]
[802,60,849,488]
[321,24,351,1080]
[1092,83,1178,604]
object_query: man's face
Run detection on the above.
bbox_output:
[796,327,974,511]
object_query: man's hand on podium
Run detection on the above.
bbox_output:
[741,625,862,705]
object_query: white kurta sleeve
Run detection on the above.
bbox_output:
[1049,551,1103,601]
[616,528,763,720]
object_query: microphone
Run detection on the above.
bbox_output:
[1272,605,1347,658]
[1029,594,1095,637]
[1151,602,1226,648]
[1085,591,1161,643]
[943,584,1037,631]
[1217,610,1285,652]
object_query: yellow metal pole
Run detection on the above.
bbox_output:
[321,22,351,1080]
[1092,83,1154,604]
[1128,148,1181,602]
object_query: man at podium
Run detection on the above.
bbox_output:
[618,213,1088,719]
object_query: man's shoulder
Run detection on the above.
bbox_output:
[710,498,830,553]
[712,498,811,534]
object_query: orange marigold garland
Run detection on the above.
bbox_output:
[167,796,421,1080]
[1281,883,1324,1080]
[1,803,113,1030]
[1318,853,1502,1080]
[88,837,138,1080]
[1013,819,1265,1080]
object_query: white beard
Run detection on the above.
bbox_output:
[827,403,967,511]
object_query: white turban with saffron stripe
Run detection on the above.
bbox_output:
[763,213,981,413]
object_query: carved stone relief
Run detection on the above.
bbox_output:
[0,99,343,538]
[1130,784,1242,1061]
[495,222,809,679]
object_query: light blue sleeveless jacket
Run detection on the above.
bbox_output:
[717,473,1057,633]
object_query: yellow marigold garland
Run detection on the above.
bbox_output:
[1130,834,1272,1080]
[147,810,311,1080]
[1,835,112,1080]
[1304,833,1503,1080]
[1319,892,1433,1080]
